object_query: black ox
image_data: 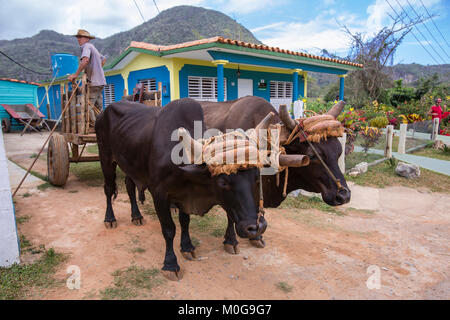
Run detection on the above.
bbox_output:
[95,98,267,280]
[201,96,351,251]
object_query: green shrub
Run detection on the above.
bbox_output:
[369,116,389,128]
[387,79,415,107]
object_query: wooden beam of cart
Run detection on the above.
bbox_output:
[12,79,83,198]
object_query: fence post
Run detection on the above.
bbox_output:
[431,118,439,141]
[398,123,407,154]
[338,132,346,174]
[385,125,394,158]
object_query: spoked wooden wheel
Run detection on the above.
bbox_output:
[47,133,69,186]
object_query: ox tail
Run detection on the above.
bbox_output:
[113,184,118,201]
[139,190,145,204]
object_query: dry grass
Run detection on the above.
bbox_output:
[100,266,166,300]
[411,145,450,161]
[354,134,427,151]
[346,160,450,194]
[345,152,384,170]
[0,249,66,300]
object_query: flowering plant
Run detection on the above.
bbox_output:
[338,108,366,132]
[398,113,423,124]
[359,126,382,153]
[439,127,450,136]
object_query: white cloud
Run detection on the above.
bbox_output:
[0,0,206,40]
[253,0,444,57]
[250,22,286,33]
[366,0,442,33]
[254,11,364,56]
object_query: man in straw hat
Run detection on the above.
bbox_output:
[68,29,107,122]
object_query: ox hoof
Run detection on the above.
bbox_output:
[181,250,197,261]
[249,238,266,248]
[224,244,240,255]
[162,270,183,281]
[104,221,118,229]
[132,217,145,226]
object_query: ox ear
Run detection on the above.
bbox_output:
[179,164,211,184]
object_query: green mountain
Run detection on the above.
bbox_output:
[388,63,450,85]
[0,5,260,82]
[307,63,450,97]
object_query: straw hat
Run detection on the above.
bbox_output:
[73,29,95,39]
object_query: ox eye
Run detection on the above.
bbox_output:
[217,177,232,190]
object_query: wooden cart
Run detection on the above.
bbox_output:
[47,75,162,186]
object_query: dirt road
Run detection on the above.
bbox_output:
[5,132,450,300]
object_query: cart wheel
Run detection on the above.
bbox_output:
[47,133,69,186]
[1,118,11,133]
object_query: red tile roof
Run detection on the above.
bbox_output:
[0,78,40,86]
[128,36,363,69]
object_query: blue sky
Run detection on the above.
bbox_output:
[0,0,449,65]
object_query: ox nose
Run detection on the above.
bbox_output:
[336,187,351,205]
[244,218,267,238]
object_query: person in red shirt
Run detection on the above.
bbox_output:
[428,98,447,126]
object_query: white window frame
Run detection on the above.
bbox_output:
[270,81,293,112]
[188,76,227,102]
[139,78,157,92]
[103,83,115,107]
[270,81,293,99]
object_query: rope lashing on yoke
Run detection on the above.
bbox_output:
[176,112,309,216]
[177,112,310,176]
[176,106,348,213]
[280,113,346,192]
[199,125,283,176]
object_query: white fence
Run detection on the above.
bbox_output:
[339,118,444,174]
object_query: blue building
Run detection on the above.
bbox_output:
[0,78,39,131]
[40,37,363,118]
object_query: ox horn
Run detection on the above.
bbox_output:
[279,154,310,167]
[177,128,203,164]
[279,104,297,131]
[255,111,276,131]
[326,100,346,119]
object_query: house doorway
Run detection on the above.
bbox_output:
[237,78,253,98]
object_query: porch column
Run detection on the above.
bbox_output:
[292,69,302,102]
[303,71,308,98]
[339,74,346,101]
[212,60,228,102]
[121,71,130,96]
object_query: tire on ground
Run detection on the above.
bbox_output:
[47,133,69,186]
[1,118,11,133]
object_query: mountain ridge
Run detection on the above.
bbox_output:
[1,5,448,88]
[0,5,260,82]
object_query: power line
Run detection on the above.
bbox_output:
[132,0,146,23]
[419,0,450,49]
[385,0,441,65]
[394,0,447,64]
[0,50,50,75]
[152,0,160,14]
[405,0,450,61]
